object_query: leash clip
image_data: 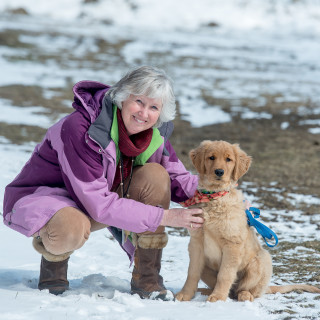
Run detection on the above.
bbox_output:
[246,207,278,247]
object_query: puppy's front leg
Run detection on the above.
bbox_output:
[207,245,242,302]
[176,230,204,301]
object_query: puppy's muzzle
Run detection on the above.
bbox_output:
[215,169,224,177]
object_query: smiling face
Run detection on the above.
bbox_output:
[121,94,162,136]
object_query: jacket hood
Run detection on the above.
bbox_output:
[72,80,110,123]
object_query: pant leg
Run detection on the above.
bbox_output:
[33,206,91,261]
[127,164,171,299]
[34,162,171,258]
[91,162,171,233]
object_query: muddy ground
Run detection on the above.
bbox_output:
[1,77,319,284]
[2,80,319,213]
[0,21,319,312]
[1,27,319,203]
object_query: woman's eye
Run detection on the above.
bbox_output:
[209,156,215,160]
[151,105,159,110]
[136,99,142,104]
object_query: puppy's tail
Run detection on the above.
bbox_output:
[266,284,320,294]
[197,288,212,295]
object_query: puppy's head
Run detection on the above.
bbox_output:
[189,140,252,191]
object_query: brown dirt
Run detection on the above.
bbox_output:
[0,25,319,288]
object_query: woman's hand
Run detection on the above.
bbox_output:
[160,208,203,229]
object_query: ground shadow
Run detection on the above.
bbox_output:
[0,268,38,290]
[0,269,130,297]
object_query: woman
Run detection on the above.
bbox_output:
[3,66,203,300]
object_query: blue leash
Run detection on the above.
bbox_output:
[245,207,278,247]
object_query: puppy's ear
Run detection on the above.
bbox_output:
[189,142,209,174]
[189,148,197,166]
[232,144,252,181]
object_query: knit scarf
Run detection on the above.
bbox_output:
[111,108,153,191]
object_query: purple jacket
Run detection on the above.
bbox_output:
[3,81,198,258]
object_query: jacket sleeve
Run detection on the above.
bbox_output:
[160,140,198,203]
[54,112,163,233]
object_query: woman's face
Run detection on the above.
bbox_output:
[121,94,162,136]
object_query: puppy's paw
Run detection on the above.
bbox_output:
[207,293,226,302]
[237,291,254,302]
[175,291,194,301]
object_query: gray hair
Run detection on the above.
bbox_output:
[106,66,176,127]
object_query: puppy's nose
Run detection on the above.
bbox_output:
[215,169,224,177]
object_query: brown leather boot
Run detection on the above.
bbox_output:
[38,256,69,295]
[131,232,173,300]
[33,237,72,295]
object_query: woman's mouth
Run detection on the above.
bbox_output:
[133,116,146,124]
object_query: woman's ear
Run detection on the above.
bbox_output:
[232,144,252,181]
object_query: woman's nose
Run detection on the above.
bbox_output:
[138,107,148,118]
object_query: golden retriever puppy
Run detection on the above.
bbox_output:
[176,140,320,302]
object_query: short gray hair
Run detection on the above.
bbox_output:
[106,66,176,127]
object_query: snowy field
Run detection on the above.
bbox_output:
[0,0,320,319]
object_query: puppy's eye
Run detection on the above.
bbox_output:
[226,157,232,162]
[209,156,215,160]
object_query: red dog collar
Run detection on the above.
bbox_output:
[180,190,229,207]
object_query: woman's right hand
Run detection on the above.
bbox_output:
[160,208,203,229]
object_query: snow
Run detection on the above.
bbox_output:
[0,0,319,319]
[0,100,52,128]
[2,0,320,35]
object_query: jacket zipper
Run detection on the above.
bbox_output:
[87,135,105,154]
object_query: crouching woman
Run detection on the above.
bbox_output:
[3,66,203,300]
